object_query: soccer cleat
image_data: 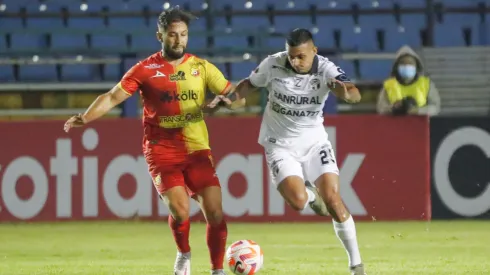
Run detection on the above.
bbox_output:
[211,270,227,275]
[174,252,191,275]
[305,181,330,216]
[350,263,366,275]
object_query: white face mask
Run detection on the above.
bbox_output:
[397,65,417,79]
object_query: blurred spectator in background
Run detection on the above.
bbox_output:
[377,46,441,116]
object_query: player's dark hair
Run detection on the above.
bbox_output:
[158,6,197,31]
[286,28,314,47]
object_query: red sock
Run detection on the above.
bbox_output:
[206,220,228,270]
[168,215,191,253]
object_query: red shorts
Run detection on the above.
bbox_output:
[146,149,220,198]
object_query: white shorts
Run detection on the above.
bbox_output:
[265,141,340,187]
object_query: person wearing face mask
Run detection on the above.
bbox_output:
[376,46,441,116]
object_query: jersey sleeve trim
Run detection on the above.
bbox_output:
[117,82,132,96]
[219,81,232,95]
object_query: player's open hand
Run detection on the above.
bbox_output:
[64,114,86,133]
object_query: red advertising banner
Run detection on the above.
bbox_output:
[0,115,430,222]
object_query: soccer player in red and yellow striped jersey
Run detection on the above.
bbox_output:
[64,7,230,275]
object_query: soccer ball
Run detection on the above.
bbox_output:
[226,240,264,275]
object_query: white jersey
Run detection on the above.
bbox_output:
[249,51,350,150]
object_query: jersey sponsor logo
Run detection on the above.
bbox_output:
[273,90,321,105]
[159,90,198,103]
[270,102,321,117]
[144,64,163,69]
[170,71,186,81]
[158,112,204,128]
[272,77,290,85]
[150,71,166,78]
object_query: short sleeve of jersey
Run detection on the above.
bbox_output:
[249,56,272,88]
[205,61,231,95]
[323,62,352,84]
[118,62,144,95]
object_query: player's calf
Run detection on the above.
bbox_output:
[315,173,365,272]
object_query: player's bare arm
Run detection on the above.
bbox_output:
[207,79,257,110]
[328,80,361,103]
[64,85,130,132]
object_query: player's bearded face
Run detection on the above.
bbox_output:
[286,42,318,74]
[158,22,188,60]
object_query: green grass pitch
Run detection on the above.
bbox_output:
[0,221,489,274]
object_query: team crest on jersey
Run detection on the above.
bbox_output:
[170,71,186,81]
[310,78,321,90]
[191,67,200,77]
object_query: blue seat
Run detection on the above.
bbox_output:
[225,15,270,31]
[26,17,64,28]
[215,62,230,79]
[359,60,392,81]
[103,63,121,81]
[130,33,158,52]
[356,0,393,9]
[109,16,147,30]
[123,57,140,71]
[187,35,207,51]
[0,34,7,50]
[0,18,24,30]
[0,1,24,12]
[316,15,356,49]
[385,27,422,51]
[68,17,105,29]
[231,61,257,80]
[91,34,128,52]
[11,33,48,51]
[434,14,482,47]
[51,34,87,51]
[213,34,249,49]
[396,0,427,8]
[434,0,482,8]
[273,16,312,34]
[358,15,398,51]
[19,64,58,82]
[0,65,15,82]
[60,64,99,82]
[333,59,356,79]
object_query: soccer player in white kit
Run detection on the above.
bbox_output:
[209,28,366,275]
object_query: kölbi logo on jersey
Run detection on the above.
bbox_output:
[160,90,198,103]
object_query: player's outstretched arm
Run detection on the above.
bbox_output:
[64,85,131,132]
[212,78,259,110]
[328,79,361,103]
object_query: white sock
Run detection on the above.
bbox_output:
[333,216,362,267]
[303,187,316,209]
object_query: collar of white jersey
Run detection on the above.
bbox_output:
[284,55,319,75]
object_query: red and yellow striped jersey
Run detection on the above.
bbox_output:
[119,52,230,156]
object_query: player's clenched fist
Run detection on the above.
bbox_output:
[64,114,86,133]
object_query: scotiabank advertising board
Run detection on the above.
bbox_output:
[0,115,430,222]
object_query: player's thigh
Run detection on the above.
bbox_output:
[183,150,221,199]
[194,186,224,225]
[147,160,190,220]
[304,142,341,198]
[265,148,307,206]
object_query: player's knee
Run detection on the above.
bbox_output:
[205,208,224,226]
[169,202,190,222]
[287,192,308,212]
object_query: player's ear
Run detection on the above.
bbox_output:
[156,31,164,43]
[313,45,318,54]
